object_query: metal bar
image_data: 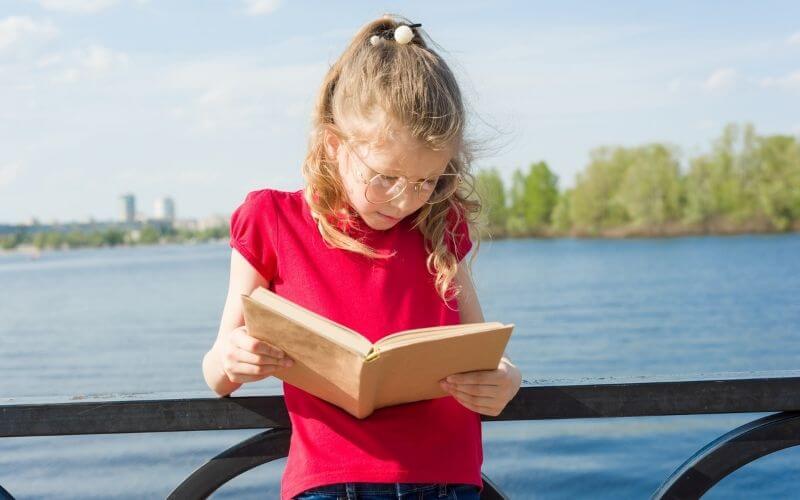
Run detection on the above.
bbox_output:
[167,428,508,500]
[3,375,800,437]
[167,428,291,499]
[652,411,800,499]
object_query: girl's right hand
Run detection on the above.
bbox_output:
[220,326,294,384]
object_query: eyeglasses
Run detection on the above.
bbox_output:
[343,140,462,205]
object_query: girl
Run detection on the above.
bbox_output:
[202,14,522,500]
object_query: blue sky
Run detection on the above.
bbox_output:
[1,0,798,224]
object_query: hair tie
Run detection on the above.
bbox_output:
[370,23,422,46]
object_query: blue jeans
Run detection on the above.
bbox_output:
[293,482,481,499]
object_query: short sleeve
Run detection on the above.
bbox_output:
[229,190,278,282]
[445,206,473,262]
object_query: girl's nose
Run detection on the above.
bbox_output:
[389,186,415,212]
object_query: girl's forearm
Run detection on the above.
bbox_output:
[203,343,242,397]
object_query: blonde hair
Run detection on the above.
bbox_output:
[301,14,481,303]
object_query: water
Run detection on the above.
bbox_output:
[1,235,799,499]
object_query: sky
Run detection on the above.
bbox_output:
[1,0,799,224]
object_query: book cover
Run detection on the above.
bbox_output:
[242,286,514,418]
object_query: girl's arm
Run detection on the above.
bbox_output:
[455,264,512,362]
[202,249,291,397]
[444,263,522,416]
[455,262,485,324]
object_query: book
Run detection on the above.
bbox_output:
[241,286,514,419]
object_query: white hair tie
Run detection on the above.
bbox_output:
[370,23,422,46]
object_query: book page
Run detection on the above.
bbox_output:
[371,325,513,411]
[249,287,373,355]
[375,322,507,350]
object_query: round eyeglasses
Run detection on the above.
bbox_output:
[344,141,462,205]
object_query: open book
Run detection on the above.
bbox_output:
[241,286,514,419]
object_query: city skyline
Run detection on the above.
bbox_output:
[15,193,212,227]
[1,1,799,224]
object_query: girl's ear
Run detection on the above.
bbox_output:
[323,126,341,161]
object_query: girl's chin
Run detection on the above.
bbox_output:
[369,211,401,227]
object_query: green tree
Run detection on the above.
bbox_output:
[616,144,683,227]
[100,228,125,247]
[523,161,559,230]
[138,225,160,245]
[505,162,559,235]
[569,147,632,233]
[475,168,507,236]
[0,233,23,250]
[551,188,573,232]
[753,134,800,230]
[506,169,528,236]
[684,123,759,225]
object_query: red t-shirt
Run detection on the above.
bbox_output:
[229,188,480,500]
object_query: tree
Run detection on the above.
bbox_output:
[684,123,759,225]
[475,168,508,237]
[505,162,559,235]
[523,161,559,230]
[569,146,632,232]
[551,188,573,232]
[753,134,800,230]
[506,169,528,236]
[138,225,160,245]
[616,144,683,227]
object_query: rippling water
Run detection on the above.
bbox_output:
[1,234,798,498]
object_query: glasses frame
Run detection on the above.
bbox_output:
[342,139,463,205]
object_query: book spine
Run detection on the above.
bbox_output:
[356,352,382,418]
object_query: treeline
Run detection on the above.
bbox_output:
[0,224,229,251]
[475,123,800,238]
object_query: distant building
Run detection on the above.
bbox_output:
[120,193,135,223]
[154,197,176,222]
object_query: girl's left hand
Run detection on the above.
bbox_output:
[439,357,522,416]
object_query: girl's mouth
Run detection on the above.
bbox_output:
[378,213,400,222]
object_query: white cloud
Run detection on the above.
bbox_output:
[244,0,281,16]
[50,44,129,83]
[788,32,800,46]
[38,0,119,13]
[703,68,737,92]
[760,70,800,90]
[0,16,58,51]
[82,44,128,71]
[164,56,324,132]
[0,163,22,188]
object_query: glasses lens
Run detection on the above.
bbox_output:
[366,174,406,203]
[424,174,461,204]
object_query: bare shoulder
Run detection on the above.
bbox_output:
[230,248,269,294]
[218,249,270,331]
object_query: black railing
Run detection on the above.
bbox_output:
[2,371,799,499]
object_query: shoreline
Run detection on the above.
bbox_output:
[0,238,229,256]
[2,229,799,256]
[482,219,800,241]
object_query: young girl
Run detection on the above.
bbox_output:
[202,14,522,500]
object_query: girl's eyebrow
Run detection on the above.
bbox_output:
[374,164,445,181]
[352,144,446,180]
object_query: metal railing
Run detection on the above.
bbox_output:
[2,371,799,499]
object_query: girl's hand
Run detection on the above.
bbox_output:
[439,357,522,417]
[220,326,294,384]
